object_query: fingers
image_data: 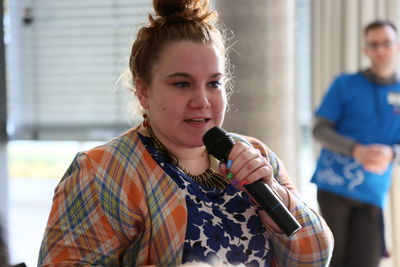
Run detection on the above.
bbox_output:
[363,162,389,174]
[223,142,273,188]
[354,144,393,172]
[218,142,292,213]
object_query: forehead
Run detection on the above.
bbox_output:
[154,41,225,73]
[365,25,397,41]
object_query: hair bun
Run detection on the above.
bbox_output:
[153,0,216,23]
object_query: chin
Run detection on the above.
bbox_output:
[185,139,204,148]
[191,142,205,148]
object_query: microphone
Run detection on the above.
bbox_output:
[203,126,302,236]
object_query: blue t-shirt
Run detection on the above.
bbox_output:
[311,72,400,208]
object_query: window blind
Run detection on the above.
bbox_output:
[6,0,152,140]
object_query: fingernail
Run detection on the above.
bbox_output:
[226,173,234,179]
[239,179,249,186]
[227,159,233,169]
[232,180,239,186]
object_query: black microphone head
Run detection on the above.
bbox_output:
[202,126,234,163]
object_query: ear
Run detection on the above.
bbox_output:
[135,78,150,109]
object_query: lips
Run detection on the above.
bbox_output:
[184,118,210,123]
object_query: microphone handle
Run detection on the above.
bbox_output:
[244,180,301,236]
[202,126,301,236]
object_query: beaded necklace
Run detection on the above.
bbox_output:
[147,126,230,189]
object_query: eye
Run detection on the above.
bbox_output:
[208,80,223,88]
[173,81,190,88]
[383,40,394,48]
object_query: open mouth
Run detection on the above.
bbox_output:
[185,118,210,123]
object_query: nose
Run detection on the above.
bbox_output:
[375,45,387,54]
[189,87,210,109]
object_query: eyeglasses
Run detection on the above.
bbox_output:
[365,40,396,50]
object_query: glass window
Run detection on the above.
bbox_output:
[6,0,150,141]
[4,0,152,265]
[295,0,317,209]
[7,140,102,266]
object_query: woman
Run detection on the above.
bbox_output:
[38,0,333,266]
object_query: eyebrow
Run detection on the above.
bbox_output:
[166,72,224,78]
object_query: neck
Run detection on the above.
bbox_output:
[177,149,209,175]
[370,65,396,79]
[148,126,210,175]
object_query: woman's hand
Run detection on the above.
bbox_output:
[218,142,291,233]
[222,142,273,186]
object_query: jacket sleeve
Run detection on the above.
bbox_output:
[37,150,145,267]
[249,139,334,267]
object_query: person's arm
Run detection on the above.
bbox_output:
[38,151,143,266]
[312,116,356,156]
[314,116,397,172]
[248,140,334,266]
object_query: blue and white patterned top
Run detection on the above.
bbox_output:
[142,135,273,266]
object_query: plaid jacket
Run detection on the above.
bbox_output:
[38,125,333,267]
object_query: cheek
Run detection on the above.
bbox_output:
[389,48,398,56]
[213,95,227,115]
[218,93,228,111]
[157,101,177,114]
[149,92,171,111]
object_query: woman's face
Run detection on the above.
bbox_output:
[137,41,227,150]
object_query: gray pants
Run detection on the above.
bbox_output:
[317,190,383,267]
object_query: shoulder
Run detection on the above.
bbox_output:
[333,72,366,85]
[83,127,142,164]
[325,72,369,99]
[60,127,146,189]
[58,126,150,209]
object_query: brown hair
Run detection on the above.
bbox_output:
[129,0,228,87]
[364,19,398,36]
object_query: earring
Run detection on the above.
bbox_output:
[142,113,150,128]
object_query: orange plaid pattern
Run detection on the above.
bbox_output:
[38,125,333,266]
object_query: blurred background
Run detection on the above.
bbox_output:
[0,0,400,266]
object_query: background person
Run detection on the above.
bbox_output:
[38,0,333,266]
[311,19,400,267]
